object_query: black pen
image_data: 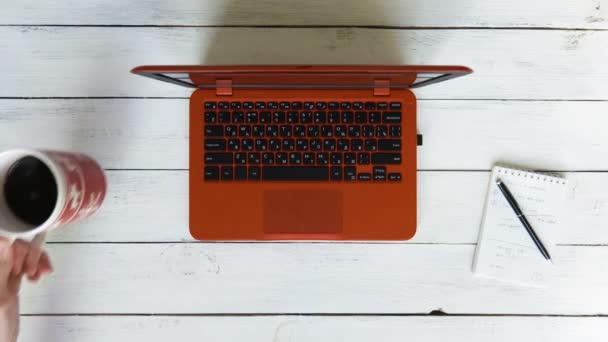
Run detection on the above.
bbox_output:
[495,178,552,263]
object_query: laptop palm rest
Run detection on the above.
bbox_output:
[263,190,343,234]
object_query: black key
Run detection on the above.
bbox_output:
[205,153,233,164]
[307,125,320,137]
[344,167,356,181]
[282,139,295,151]
[255,102,266,110]
[287,111,299,123]
[280,125,293,137]
[244,102,254,110]
[324,139,336,151]
[276,152,289,165]
[353,102,363,110]
[296,139,309,151]
[342,111,354,123]
[232,112,244,123]
[204,166,219,181]
[300,112,313,123]
[248,166,261,180]
[303,152,315,165]
[390,125,401,137]
[273,111,286,123]
[377,102,388,110]
[205,102,217,110]
[262,166,329,181]
[303,102,315,110]
[358,152,370,164]
[291,102,302,110]
[365,139,377,151]
[231,102,242,110]
[205,139,226,151]
[355,111,367,124]
[314,111,327,123]
[348,125,361,137]
[328,112,340,123]
[266,125,279,137]
[331,153,343,165]
[373,166,386,181]
[344,153,356,165]
[376,125,388,137]
[262,152,274,165]
[242,139,254,151]
[225,125,237,137]
[280,102,290,110]
[335,125,347,137]
[383,112,402,123]
[218,111,231,123]
[316,102,328,110]
[341,102,352,110]
[269,139,281,151]
[235,152,247,164]
[289,152,302,165]
[390,102,402,109]
[362,125,374,137]
[205,112,217,123]
[364,102,376,110]
[205,125,223,137]
[388,173,402,181]
[253,125,265,137]
[246,111,258,123]
[249,152,261,164]
[235,166,247,180]
[255,138,268,151]
[369,112,381,123]
[239,125,252,137]
[219,102,229,110]
[351,139,363,151]
[221,166,233,180]
[317,152,329,165]
[378,139,401,151]
[330,166,343,181]
[294,125,306,137]
[337,139,349,151]
[268,102,279,110]
[372,153,402,165]
[321,125,334,137]
[328,102,339,110]
[228,139,240,151]
[358,173,371,181]
[310,139,322,151]
[260,111,272,123]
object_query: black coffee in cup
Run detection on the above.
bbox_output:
[3,156,58,226]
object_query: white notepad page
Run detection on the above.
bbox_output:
[472,166,568,287]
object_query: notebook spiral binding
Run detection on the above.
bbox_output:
[495,165,567,185]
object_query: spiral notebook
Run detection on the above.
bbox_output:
[472,166,568,287]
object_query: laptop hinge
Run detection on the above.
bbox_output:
[216,79,232,96]
[374,80,390,96]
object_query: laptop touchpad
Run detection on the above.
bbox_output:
[263,190,343,234]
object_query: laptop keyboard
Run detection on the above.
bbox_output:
[203,101,403,182]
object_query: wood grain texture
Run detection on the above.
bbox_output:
[1,99,607,170]
[49,170,608,244]
[2,0,607,29]
[19,316,608,342]
[19,244,608,314]
[1,27,607,99]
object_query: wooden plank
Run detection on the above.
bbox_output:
[18,244,608,314]
[0,27,607,99]
[1,99,607,170]
[50,170,608,245]
[19,316,608,342]
[2,0,607,29]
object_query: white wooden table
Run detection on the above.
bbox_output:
[2,1,608,340]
